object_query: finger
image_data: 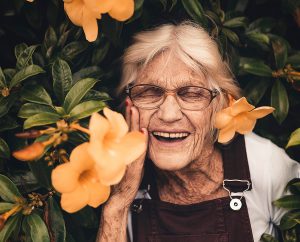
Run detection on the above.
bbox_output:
[125,97,132,128]
[130,106,140,131]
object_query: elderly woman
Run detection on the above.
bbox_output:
[96,21,300,242]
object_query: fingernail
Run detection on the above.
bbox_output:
[130,107,133,114]
[140,128,147,134]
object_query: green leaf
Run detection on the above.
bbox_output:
[0,67,7,88]
[14,43,28,59]
[18,103,57,118]
[22,85,53,106]
[286,128,300,148]
[16,45,39,70]
[223,17,247,28]
[260,233,279,242]
[0,93,18,118]
[287,52,300,69]
[271,38,288,69]
[9,65,45,89]
[271,79,289,124]
[273,195,300,209]
[91,41,110,65]
[48,197,66,242]
[244,78,271,105]
[159,0,167,10]
[0,138,10,159]
[247,17,275,33]
[23,213,50,242]
[63,78,98,113]
[0,115,19,132]
[52,58,73,104]
[61,41,89,61]
[44,26,57,51]
[279,210,300,230]
[0,203,14,213]
[69,100,106,120]
[72,67,104,84]
[57,30,70,48]
[0,213,22,242]
[222,28,240,45]
[82,90,111,102]
[245,32,270,46]
[181,0,208,26]
[239,58,273,77]
[0,175,23,202]
[3,69,17,81]
[24,113,61,129]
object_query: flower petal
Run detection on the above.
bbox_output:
[51,163,79,193]
[70,142,95,171]
[89,112,110,143]
[218,123,236,143]
[234,114,256,134]
[95,158,126,186]
[230,97,254,116]
[103,107,128,141]
[108,0,134,21]
[214,108,233,129]
[115,131,147,165]
[83,0,114,13]
[248,107,275,119]
[64,0,84,26]
[82,6,99,42]
[60,185,89,213]
[85,180,110,207]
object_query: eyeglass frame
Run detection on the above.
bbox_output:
[125,84,220,111]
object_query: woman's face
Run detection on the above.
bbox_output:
[135,52,214,171]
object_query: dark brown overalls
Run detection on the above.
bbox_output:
[131,135,254,242]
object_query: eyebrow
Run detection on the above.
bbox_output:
[140,77,206,87]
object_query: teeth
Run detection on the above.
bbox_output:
[152,131,189,138]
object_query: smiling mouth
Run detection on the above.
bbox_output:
[152,131,190,142]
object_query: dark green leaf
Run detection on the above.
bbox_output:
[91,42,110,65]
[239,58,273,77]
[245,32,270,46]
[169,0,177,11]
[273,195,300,209]
[23,213,50,242]
[181,0,208,26]
[63,78,98,113]
[159,0,167,10]
[44,26,57,51]
[223,17,247,28]
[57,30,70,48]
[0,94,18,118]
[52,58,73,103]
[0,213,22,242]
[279,210,300,230]
[3,69,17,81]
[286,128,300,148]
[9,65,45,89]
[18,103,57,118]
[222,28,240,45]
[69,100,106,120]
[61,41,89,61]
[48,197,66,242]
[271,38,288,69]
[0,138,10,159]
[260,233,279,242]
[247,17,275,33]
[72,66,104,83]
[22,85,53,106]
[0,202,14,213]
[271,79,289,124]
[29,157,52,189]
[0,67,7,88]
[14,43,28,60]
[287,52,300,69]
[71,207,98,228]
[244,78,271,105]
[0,115,19,132]
[16,45,39,70]
[0,175,23,202]
[24,113,61,129]
[82,90,111,102]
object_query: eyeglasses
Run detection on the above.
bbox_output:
[126,84,219,111]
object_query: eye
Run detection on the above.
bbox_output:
[131,86,164,99]
[178,87,210,100]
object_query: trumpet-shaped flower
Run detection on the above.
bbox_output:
[52,142,110,213]
[51,107,146,213]
[88,108,147,185]
[64,0,134,42]
[215,97,274,143]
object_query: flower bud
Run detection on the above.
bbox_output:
[13,142,45,161]
[15,130,42,139]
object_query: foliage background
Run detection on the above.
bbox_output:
[0,0,300,241]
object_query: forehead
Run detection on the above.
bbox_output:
[136,52,207,88]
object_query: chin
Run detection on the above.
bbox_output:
[150,153,191,171]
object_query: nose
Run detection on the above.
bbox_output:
[156,95,183,122]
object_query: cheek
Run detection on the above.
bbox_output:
[137,109,154,129]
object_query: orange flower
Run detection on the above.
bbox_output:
[215,96,274,143]
[13,142,45,161]
[88,108,147,185]
[64,0,134,42]
[51,143,110,213]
